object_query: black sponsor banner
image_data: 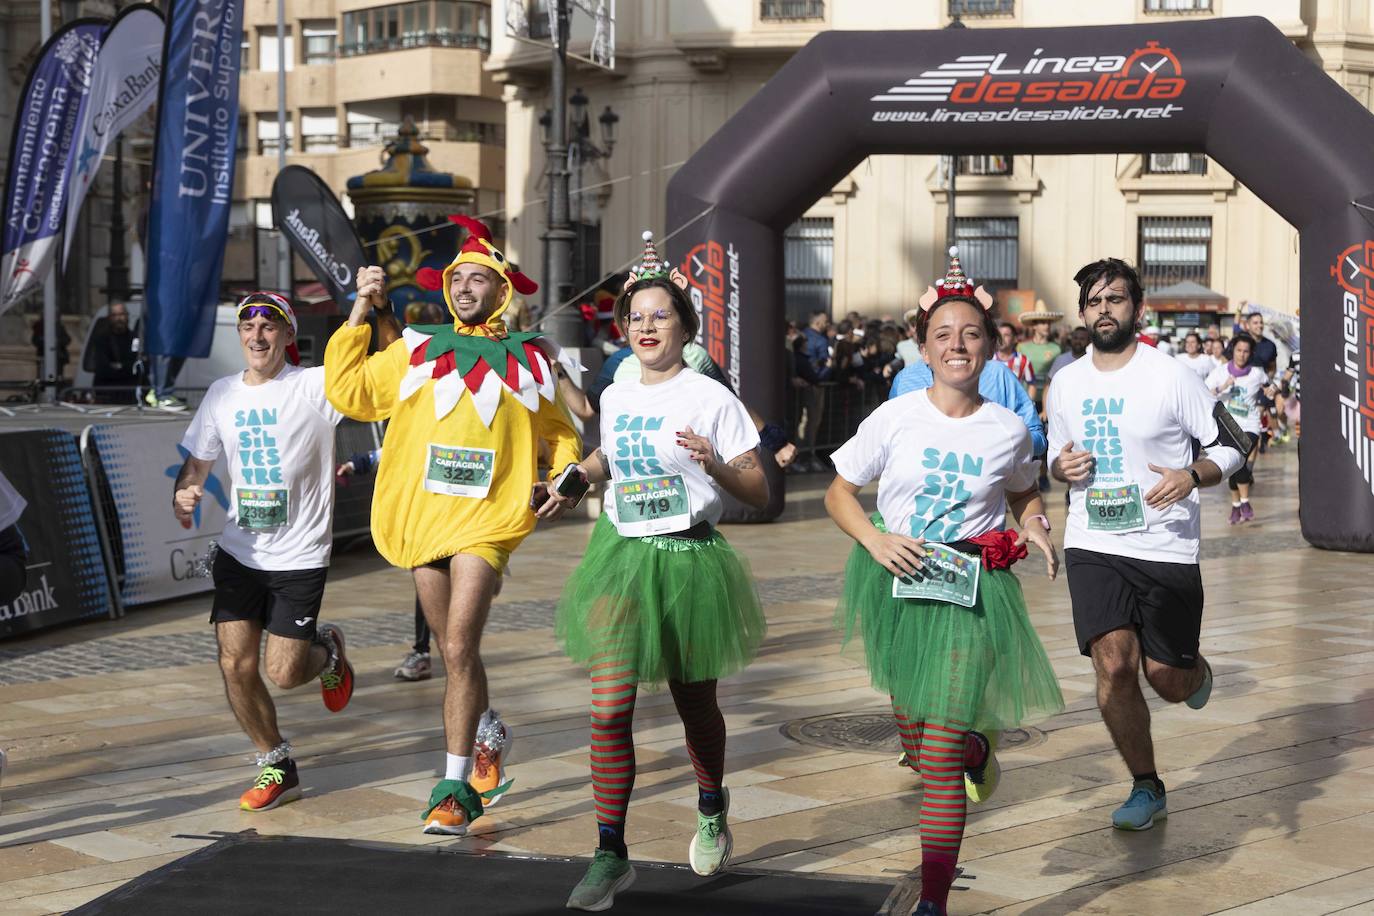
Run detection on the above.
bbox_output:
[272,165,367,309]
[0,430,111,638]
[666,18,1374,548]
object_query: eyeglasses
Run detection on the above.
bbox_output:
[625,308,676,330]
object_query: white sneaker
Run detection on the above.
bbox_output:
[394,651,432,681]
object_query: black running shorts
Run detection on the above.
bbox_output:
[210,549,328,640]
[1064,547,1204,669]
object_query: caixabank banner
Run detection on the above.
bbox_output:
[666,17,1374,549]
[90,420,229,605]
[0,430,110,638]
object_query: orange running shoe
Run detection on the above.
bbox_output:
[471,713,514,807]
[240,760,300,811]
[422,779,481,836]
[317,623,354,712]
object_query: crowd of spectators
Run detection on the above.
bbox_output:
[782,305,1301,471]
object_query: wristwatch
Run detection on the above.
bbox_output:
[1187,467,1202,490]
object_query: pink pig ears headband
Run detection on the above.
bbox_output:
[917,246,995,312]
[624,230,689,292]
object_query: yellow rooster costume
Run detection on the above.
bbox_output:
[324,216,582,572]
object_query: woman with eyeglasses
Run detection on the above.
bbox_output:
[547,233,769,912]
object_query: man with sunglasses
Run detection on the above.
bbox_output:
[1046,259,1243,833]
[173,292,354,812]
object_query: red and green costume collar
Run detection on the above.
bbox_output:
[398,324,581,425]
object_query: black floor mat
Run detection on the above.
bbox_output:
[73,832,894,915]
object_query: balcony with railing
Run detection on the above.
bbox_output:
[957,155,1013,176]
[346,119,504,148]
[339,1,490,57]
[1144,0,1212,12]
[761,0,825,20]
[1143,153,1207,175]
[949,0,1014,16]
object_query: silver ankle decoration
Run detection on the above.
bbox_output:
[475,709,509,755]
[191,540,219,578]
[254,740,292,768]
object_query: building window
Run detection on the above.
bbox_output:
[257,116,294,155]
[1143,153,1207,175]
[784,217,833,321]
[302,22,337,64]
[957,155,1012,176]
[236,115,249,155]
[1144,0,1211,11]
[301,109,339,152]
[1139,216,1212,287]
[760,0,825,20]
[949,0,1015,16]
[339,1,491,56]
[954,217,1019,291]
[240,31,251,69]
[258,28,294,72]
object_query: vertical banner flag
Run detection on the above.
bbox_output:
[62,4,166,266]
[145,0,245,358]
[0,19,105,314]
[271,165,366,309]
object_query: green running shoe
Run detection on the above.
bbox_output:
[688,787,733,876]
[566,849,635,911]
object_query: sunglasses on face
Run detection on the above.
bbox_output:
[237,305,289,327]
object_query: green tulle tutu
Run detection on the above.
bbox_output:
[836,517,1064,731]
[555,514,766,686]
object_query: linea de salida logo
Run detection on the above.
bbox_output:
[871,41,1186,121]
[1330,242,1374,495]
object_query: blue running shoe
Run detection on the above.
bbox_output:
[1185,659,1213,710]
[912,901,945,916]
[1112,780,1167,830]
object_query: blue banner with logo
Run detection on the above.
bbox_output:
[0,19,105,315]
[145,0,245,358]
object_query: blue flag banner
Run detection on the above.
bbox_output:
[0,20,105,314]
[145,0,245,358]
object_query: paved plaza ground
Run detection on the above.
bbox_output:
[2,446,1373,914]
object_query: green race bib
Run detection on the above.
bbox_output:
[1086,484,1147,533]
[425,444,495,498]
[892,543,981,608]
[1225,387,1250,418]
[236,488,288,530]
[614,474,690,536]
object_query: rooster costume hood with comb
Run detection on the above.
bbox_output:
[324,216,582,572]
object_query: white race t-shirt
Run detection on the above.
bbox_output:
[182,365,344,571]
[1205,363,1270,435]
[599,368,759,536]
[1047,343,1243,565]
[831,389,1037,542]
[1175,352,1214,384]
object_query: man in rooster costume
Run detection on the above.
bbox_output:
[326,215,582,836]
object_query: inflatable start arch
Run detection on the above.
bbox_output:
[666,17,1374,552]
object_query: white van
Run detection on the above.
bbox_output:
[75,298,338,398]
[75,298,244,397]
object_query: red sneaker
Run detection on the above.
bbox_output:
[317,623,354,712]
[239,760,301,811]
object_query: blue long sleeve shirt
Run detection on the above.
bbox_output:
[889,357,1047,457]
